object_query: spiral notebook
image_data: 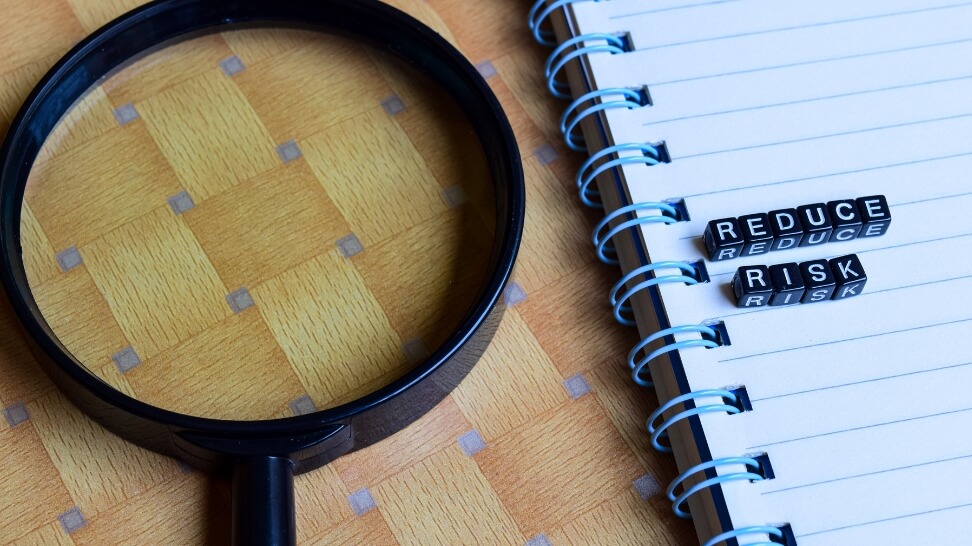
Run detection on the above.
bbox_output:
[529,1,972,545]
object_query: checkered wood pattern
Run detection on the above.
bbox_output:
[0,0,696,544]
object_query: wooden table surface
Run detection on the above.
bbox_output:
[0,0,696,544]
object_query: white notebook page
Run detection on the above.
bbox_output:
[566,1,972,544]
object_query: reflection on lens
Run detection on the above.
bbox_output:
[21,29,496,421]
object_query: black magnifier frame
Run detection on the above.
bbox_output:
[0,1,524,544]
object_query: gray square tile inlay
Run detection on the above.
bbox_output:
[219,55,246,76]
[56,247,83,272]
[347,488,377,516]
[457,430,487,457]
[533,144,559,165]
[112,346,142,373]
[476,60,498,79]
[336,234,363,258]
[167,191,196,214]
[289,395,317,416]
[113,103,140,126]
[526,534,552,546]
[563,374,591,400]
[380,94,406,116]
[2,402,30,428]
[227,288,255,314]
[276,140,303,163]
[442,185,468,208]
[402,338,430,364]
[503,282,527,306]
[633,473,663,500]
[58,507,87,534]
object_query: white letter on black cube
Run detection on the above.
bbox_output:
[704,218,745,261]
[799,259,836,303]
[856,195,892,238]
[798,203,833,247]
[732,265,773,308]
[769,208,803,251]
[769,263,804,306]
[827,200,863,242]
[739,213,774,257]
[829,254,867,300]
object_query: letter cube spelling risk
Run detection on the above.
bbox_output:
[829,254,867,300]
[731,255,866,308]
[800,259,837,303]
[769,263,805,306]
[732,265,774,308]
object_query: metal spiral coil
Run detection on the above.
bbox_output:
[667,455,767,518]
[545,33,629,99]
[704,525,786,546]
[627,324,720,387]
[561,87,647,151]
[608,259,699,325]
[593,201,679,265]
[647,389,742,453]
[528,0,598,47]
[576,142,664,208]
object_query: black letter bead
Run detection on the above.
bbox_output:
[768,208,803,251]
[797,203,833,247]
[856,195,892,238]
[799,259,836,303]
[703,218,745,261]
[739,213,774,257]
[732,265,773,308]
[827,200,863,242]
[769,263,805,306]
[829,254,867,300]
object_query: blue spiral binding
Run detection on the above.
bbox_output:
[560,88,646,152]
[703,526,785,546]
[526,8,769,544]
[545,33,628,99]
[592,201,678,265]
[609,260,698,322]
[667,456,766,518]
[668,456,760,509]
[647,389,741,453]
[528,0,597,47]
[610,262,698,326]
[576,142,663,208]
[627,324,719,387]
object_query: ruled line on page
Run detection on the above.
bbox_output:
[718,316,972,364]
[680,149,972,199]
[649,36,972,87]
[635,2,972,52]
[645,74,972,126]
[761,452,972,495]
[609,0,744,20]
[895,190,972,207]
[672,112,972,161]
[751,360,972,403]
[746,404,972,450]
[796,501,972,538]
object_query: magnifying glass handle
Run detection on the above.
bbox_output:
[232,456,296,546]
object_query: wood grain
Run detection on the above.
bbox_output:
[373,446,523,545]
[0,0,696,544]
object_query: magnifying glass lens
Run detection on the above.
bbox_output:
[21,29,496,421]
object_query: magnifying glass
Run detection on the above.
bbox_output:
[0,1,524,543]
